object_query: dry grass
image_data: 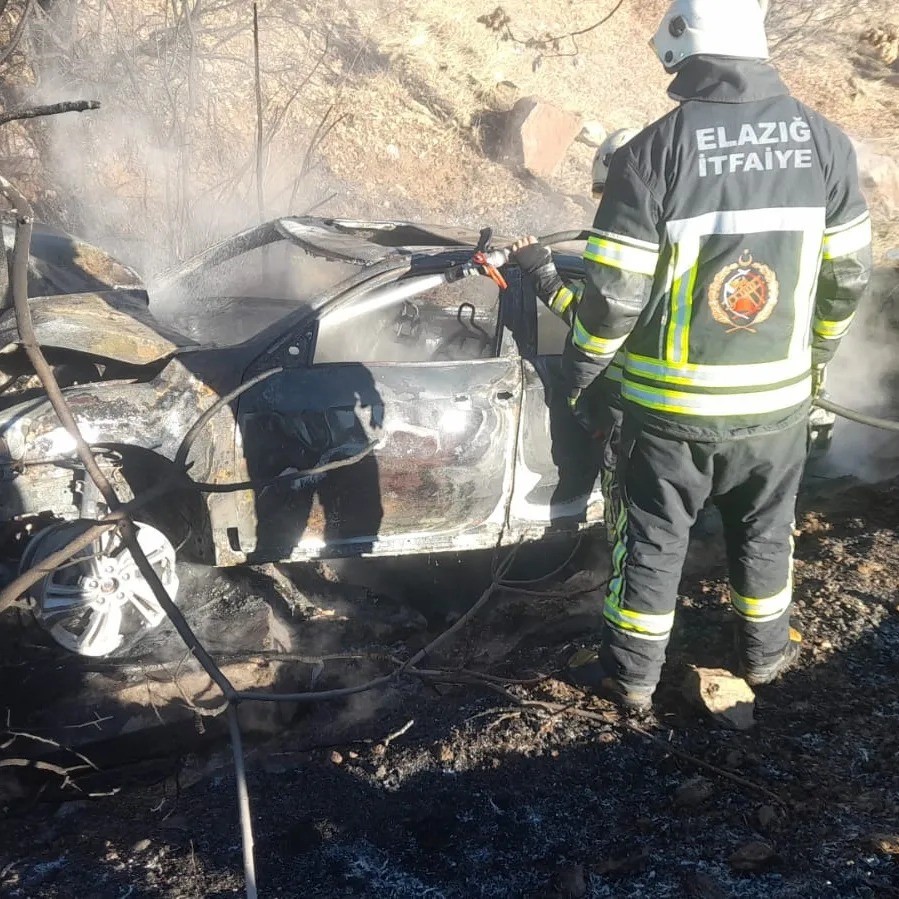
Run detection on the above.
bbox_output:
[5,0,897,268]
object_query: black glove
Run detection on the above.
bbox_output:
[510,241,563,303]
[512,241,552,274]
[567,388,605,440]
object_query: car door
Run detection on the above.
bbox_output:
[505,259,604,539]
[235,265,521,561]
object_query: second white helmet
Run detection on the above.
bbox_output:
[651,0,769,73]
[591,128,640,197]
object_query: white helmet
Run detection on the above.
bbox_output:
[651,0,769,73]
[591,128,640,197]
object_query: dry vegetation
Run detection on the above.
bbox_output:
[0,0,892,276]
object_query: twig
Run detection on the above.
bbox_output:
[252,2,265,223]
[2,729,97,771]
[403,544,520,671]
[486,0,626,54]
[236,673,397,704]
[383,719,414,748]
[520,699,787,807]
[0,100,101,126]
[63,713,114,731]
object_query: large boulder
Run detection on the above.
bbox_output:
[501,97,582,177]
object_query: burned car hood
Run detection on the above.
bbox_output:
[1,222,144,298]
[0,291,197,364]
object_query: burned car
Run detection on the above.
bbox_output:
[0,218,610,656]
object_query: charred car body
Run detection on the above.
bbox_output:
[0,218,610,655]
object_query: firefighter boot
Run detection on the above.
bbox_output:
[566,649,654,713]
[741,627,802,687]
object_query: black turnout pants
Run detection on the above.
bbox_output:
[601,418,807,693]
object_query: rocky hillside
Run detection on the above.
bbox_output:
[0,0,895,274]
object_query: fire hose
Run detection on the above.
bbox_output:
[505,229,899,435]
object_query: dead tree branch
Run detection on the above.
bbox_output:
[0,0,34,69]
[479,0,626,56]
[0,100,101,126]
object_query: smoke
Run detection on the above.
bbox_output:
[23,0,344,281]
[816,271,899,482]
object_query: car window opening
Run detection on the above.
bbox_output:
[313,274,502,365]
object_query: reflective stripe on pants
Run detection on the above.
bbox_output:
[601,418,806,692]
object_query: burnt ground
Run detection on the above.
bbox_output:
[2,477,899,899]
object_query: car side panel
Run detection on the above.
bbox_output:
[236,359,521,561]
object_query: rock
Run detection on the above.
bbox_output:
[435,743,455,764]
[867,833,899,855]
[756,804,778,829]
[130,838,152,854]
[682,667,755,730]
[577,121,607,148]
[329,750,344,766]
[675,776,716,808]
[728,840,779,872]
[501,97,582,177]
[860,24,899,66]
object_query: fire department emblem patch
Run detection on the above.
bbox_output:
[708,251,779,333]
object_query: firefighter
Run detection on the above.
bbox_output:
[562,0,872,711]
[510,128,639,542]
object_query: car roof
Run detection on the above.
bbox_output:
[152,217,518,294]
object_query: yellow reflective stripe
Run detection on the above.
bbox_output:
[572,318,628,357]
[604,602,675,639]
[822,214,871,260]
[730,582,792,623]
[625,350,810,388]
[664,241,680,362]
[603,494,673,641]
[622,377,811,416]
[813,314,854,340]
[550,286,575,315]
[666,250,699,366]
[584,236,659,277]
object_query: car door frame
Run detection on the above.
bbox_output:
[231,255,525,561]
[502,254,605,543]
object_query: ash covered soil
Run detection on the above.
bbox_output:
[3,479,899,899]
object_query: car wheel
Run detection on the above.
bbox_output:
[20,519,179,657]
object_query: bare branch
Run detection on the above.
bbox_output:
[0,100,101,127]
[0,0,34,70]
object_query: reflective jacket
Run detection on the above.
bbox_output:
[538,276,625,405]
[562,56,873,441]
